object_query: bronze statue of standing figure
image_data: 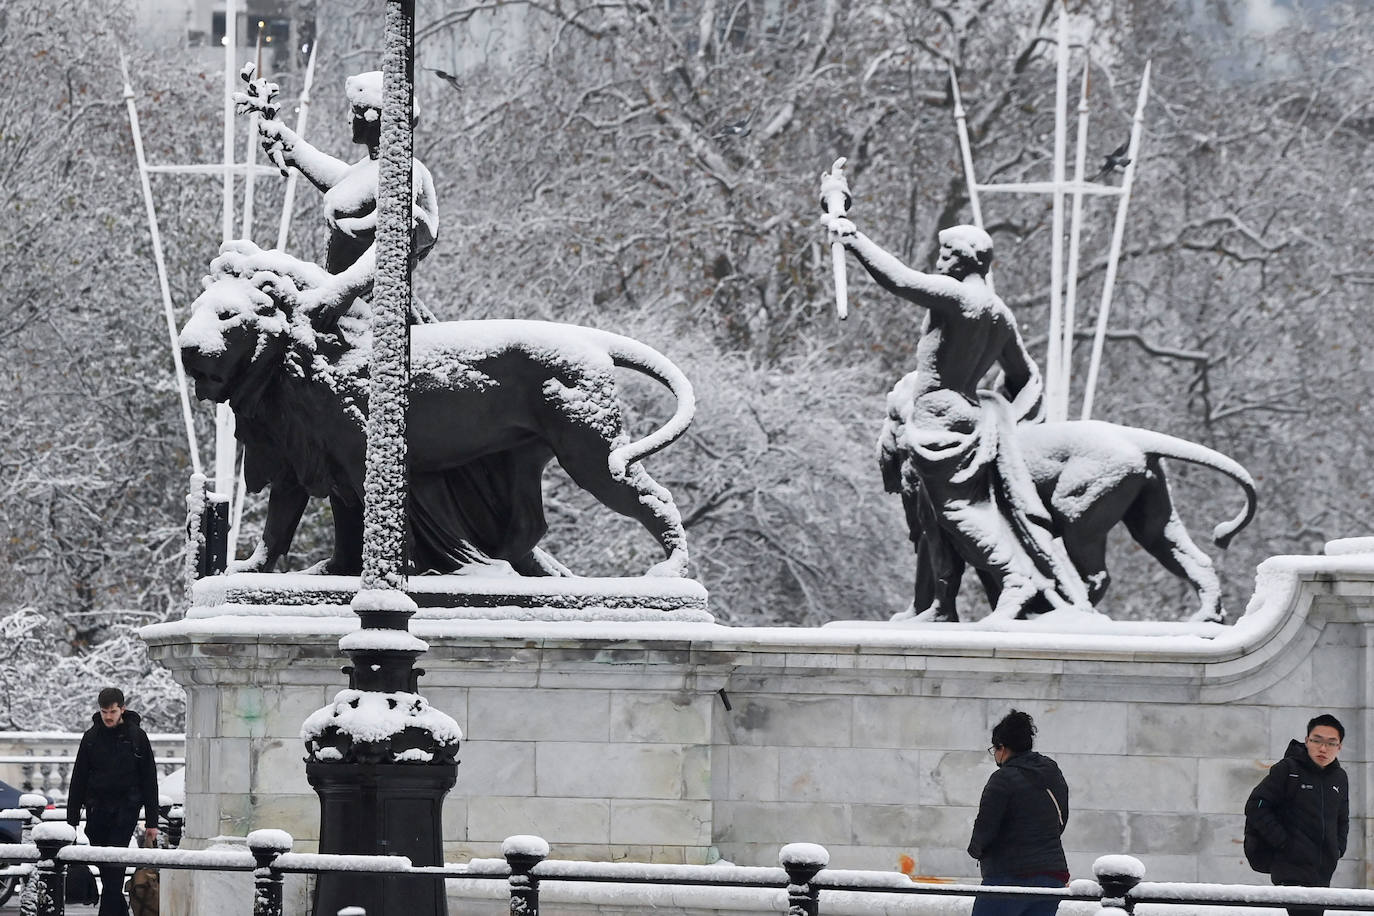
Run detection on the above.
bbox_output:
[822,169,1256,622]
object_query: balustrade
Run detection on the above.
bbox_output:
[0,731,185,801]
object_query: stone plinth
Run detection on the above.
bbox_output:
[187,572,712,620]
[144,553,1374,916]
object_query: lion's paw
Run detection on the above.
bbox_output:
[226,544,271,574]
[645,554,688,577]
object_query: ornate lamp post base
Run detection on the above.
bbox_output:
[308,761,457,916]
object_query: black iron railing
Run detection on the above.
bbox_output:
[4,822,1374,916]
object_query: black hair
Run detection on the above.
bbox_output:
[1307,713,1344,742]
[991,709,1036,754]
[97,687,125,708]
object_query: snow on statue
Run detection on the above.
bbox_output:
[236,67,438,323]
[179,270,692,577]
[179,69,694,578]
[821,175,1256,623]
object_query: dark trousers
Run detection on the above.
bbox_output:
[1277,877,1330,916]
[84,801,141,916]
[970,874,1065,916]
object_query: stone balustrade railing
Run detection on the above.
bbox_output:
[0,731,185,802]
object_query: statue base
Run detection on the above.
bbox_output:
[190,572,713,622]
[309,761,457,916]
[147,547,1374,904]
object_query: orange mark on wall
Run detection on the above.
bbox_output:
[898,855,955,883]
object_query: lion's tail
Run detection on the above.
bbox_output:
[601,335,696,479]
[1114,425,1258,548]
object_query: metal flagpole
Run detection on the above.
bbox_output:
[948,63,996,293]
[241,20,265,240]
[224,21,270,556]
[277,40,319,250]
[1046,0,1070,422]
[215,0,239,503]
[221,0,237,245]
[1081,60,1150,421]
[948,62,984,229]
[143,163,279,176]
[1062,58,1092,416]
[118,49,202,476]
[977,180,1121,196]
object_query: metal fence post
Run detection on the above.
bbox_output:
[1093,854,1144,915]
[247,829,293,916]
[19,794,47,824]
[779,843,829,916]
[30,822,74,916]
[503,835,549,916]
[164,804,185,849]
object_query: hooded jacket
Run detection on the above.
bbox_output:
[968,750,1069,879]
[66,709,161,829]
[1245,738,1349,885]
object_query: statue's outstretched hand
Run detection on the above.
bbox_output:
[247,270,345,324]
[210,240,268,281]
[825,215,857,243]
[295,283,346,321]
[257,118,296,169]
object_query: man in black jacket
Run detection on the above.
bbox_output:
[968,710,1070,916]
[67,687,160,916]
[1245,714,1349,916]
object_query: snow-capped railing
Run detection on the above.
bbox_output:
[0,731,184,801]
[5,834,1374,916]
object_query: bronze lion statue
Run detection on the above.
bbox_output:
[177,254,692,578]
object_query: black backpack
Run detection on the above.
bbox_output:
[65,864,99,905]
[1244,766,1297,874]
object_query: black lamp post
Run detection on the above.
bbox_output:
[301,2,458,914]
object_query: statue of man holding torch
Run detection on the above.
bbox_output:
[821,177,1092,619]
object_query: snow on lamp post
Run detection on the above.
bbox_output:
[300,2,459,915]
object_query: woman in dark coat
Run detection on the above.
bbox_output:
[968,710,1070,916]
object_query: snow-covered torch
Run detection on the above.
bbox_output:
[232,62,287,176]
[819,156,852,320]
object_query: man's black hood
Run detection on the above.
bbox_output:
[1003,750,1059,777]
[90,709,142,730]
[1285,737,1343,774]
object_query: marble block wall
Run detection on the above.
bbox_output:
[142,552,1374,916]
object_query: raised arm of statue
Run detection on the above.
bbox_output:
[258,118,352,194]
[825,216,963,315]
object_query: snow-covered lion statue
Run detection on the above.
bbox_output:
[177,248,693,578]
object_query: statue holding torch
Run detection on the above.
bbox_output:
[819,161,1094,621]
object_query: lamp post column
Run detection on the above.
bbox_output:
[303,3,459,915]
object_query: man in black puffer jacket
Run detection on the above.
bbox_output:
[968,709,1070,916]
[67,687,160,916]
[1245,714,1349,916]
